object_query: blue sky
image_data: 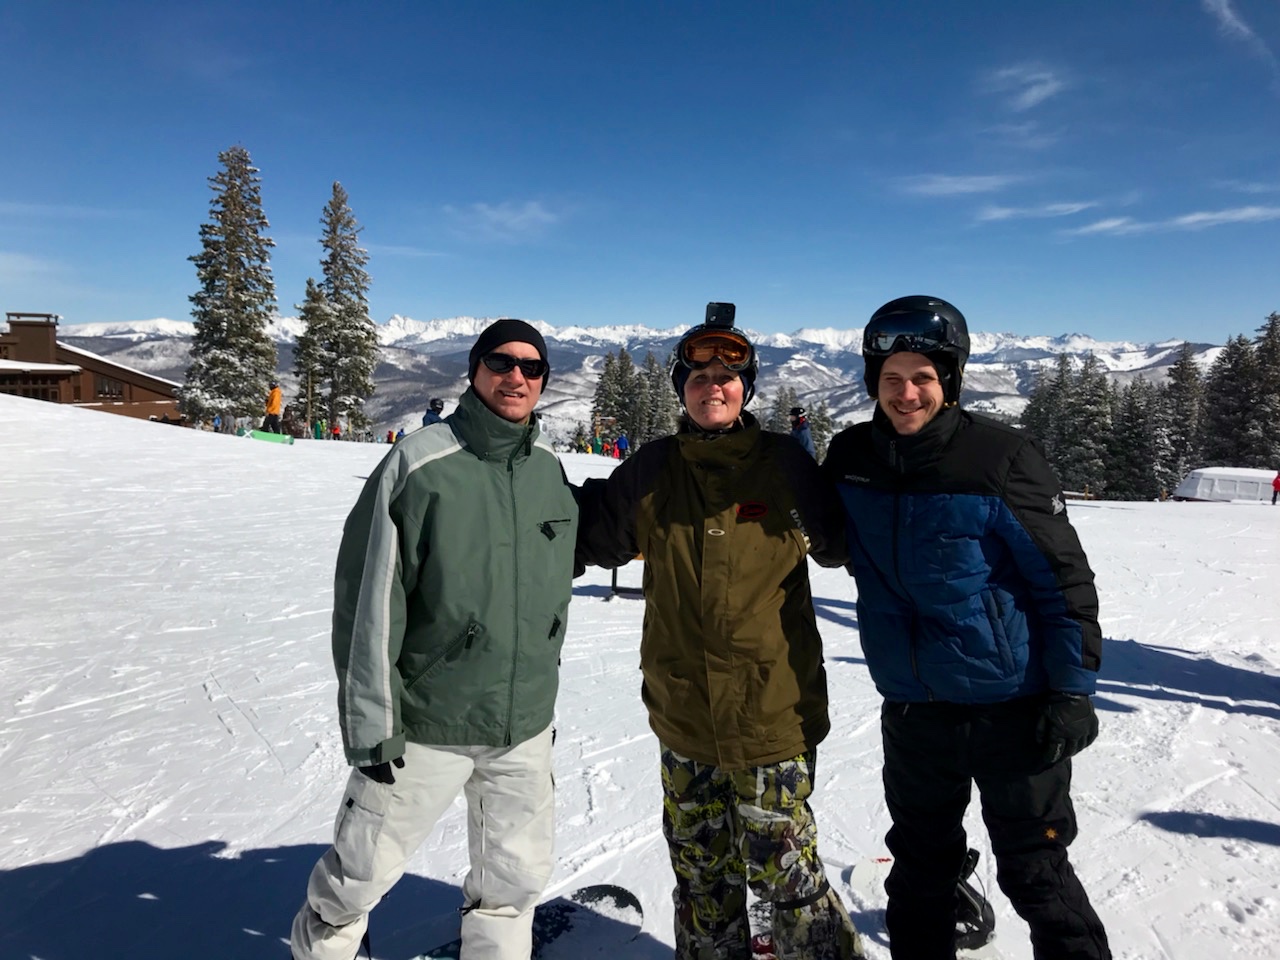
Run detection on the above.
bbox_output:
[2,1,1278,344]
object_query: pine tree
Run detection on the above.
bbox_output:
[611,347,638,439]
[640,351,679,442]
[317,182,377,430]
[762,387,798,434]
[1021,354,1074,471]
[1164,343,1205,481]
[181,145,277,421]
[1063,355,1113,495]
[592,352,625,438]
[1106,378,1160,500]
[1201,335,1258,466]
[809,400,835,461]
[292,277,336,429]
[1249,311,1280,467]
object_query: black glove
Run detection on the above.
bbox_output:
[357,756,405,784]
[1036,693,1098,764]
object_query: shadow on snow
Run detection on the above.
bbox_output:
[1098,638,1280,721]
[0,839,670,959]
[1138,811,1280,847]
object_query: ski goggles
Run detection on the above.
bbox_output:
[678,330,754,371]
[481,352,548,379]
[863,310,954,356]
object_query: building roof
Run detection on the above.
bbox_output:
[0,358,81,374]
[57,341,183,389]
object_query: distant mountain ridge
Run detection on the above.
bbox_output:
[54,315,1222,440]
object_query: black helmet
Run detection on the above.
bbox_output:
[429,397,445,412]
[789,406,805,418]
[670,302,759,406]
[862,295,970,403]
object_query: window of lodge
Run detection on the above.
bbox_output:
[96,375,124,399]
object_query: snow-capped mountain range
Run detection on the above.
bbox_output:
[55,315,1222,440]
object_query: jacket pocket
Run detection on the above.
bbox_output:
[334,773,392,882]
[539,517,573,540]
[404,620,484,690]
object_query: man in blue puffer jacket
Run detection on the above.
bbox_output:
[822,296,1110,960]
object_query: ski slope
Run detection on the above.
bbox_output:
[1,392,1278,959]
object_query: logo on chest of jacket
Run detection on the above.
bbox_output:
[737,500,768,520]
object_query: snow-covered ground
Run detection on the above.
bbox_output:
[2,393,1278,959]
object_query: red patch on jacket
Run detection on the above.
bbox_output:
[737,501,768,520]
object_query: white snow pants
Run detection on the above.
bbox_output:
[290,725,555,960]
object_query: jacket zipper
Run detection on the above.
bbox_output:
[404,621,479,690]
[889,440,932,701]
[505,451,520,746]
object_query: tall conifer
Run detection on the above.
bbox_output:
[317,182,377,430]
[181,145,277,421]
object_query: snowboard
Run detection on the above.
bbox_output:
[841,850,999,956]
[248,429,294,444]
[413,883,643,960]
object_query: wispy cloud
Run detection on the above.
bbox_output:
[900,174,1024,196]
[1202,0,1280,92]
[977,201,1098,222]
[365,243,445,259]
[0,250,60,280]
[982,64,1067,111]
[983,122,1061,151]
[1215,178,1280,194]
[444,200,560,242]
[1063,205,1280,236]
[0,201,132,219]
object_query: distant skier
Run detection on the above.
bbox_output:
[263,381,283,433]
[1272,470,1279,505]
[422,397,445,428]
[789,406,816,459]
[615,431,629,458]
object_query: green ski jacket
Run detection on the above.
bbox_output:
[331,387,579,765]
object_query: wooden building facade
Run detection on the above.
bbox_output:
[0,312,182,421]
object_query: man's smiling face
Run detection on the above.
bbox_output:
[877,352,944,435]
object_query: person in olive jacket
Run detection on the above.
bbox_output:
[577,304,864,960]
[291,320,578,960]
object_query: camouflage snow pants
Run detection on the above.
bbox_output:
[660,745,864,960]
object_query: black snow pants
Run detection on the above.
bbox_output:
[880,698,1110,960]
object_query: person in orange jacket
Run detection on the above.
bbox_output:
[264,380,284,433]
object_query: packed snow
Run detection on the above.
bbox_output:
[1,392,1278,959]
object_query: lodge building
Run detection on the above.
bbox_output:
[0,312,182,421]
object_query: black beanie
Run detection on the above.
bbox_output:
[468,318,550,387]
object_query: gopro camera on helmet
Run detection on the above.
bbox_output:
[705,302,736,329]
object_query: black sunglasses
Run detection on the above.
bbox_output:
[481,352,548,379]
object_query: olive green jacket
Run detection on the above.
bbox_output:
[576,414,846,770]
[332,387,578,765]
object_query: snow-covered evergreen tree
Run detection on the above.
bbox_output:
[1248,311,1280,467]
[181,145,277,421]
[635,351,678,444]
[1062,354,1113,496]
[317,182,377,430]
[592,352,625,438]
[292,278,336,428]
[808,400,835,461]
[1021,354,1074,468]
[1106,378,1160,500]
[1164,342,1204,480]
[1201,335,1258,466]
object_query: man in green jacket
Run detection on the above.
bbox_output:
[291,319,579,960]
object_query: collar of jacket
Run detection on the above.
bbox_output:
[675,411,761,468]
[871,404,962,473]
[450,387,539,462]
